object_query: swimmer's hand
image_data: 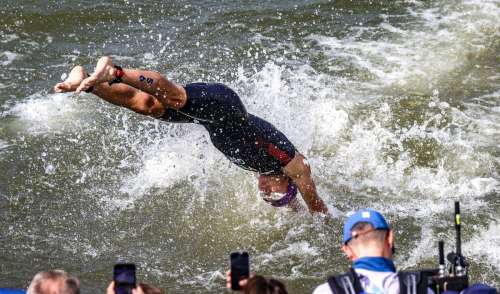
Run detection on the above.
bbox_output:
[76,56,117,92]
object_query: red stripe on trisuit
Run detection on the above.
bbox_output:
[267,143,292,165]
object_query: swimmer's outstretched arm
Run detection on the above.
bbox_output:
[77,56,187,110]
[283,154,329,215]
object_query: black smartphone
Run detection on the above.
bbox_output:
[113,263,136,294]
[230,251,250,291]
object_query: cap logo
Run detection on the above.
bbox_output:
[362,211,370,218]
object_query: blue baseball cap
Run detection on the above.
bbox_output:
[343,209,390,244]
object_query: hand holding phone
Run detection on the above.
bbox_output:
[113,263,136,294]
[230,251,250,291]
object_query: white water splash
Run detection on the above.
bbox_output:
[308,0,500,94]
[1,51,21,66]
[4,93,95,134]
[256,241,320,268]
[1,33,19,43]
[119,131,221,196]
[464,221,500,272]
[0,139,8,149]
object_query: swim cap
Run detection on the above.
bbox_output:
[263,181,298,207]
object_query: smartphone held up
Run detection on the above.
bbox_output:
[113,263,136,294]
[230,251,250,291]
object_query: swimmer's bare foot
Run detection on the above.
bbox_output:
[76,56,117,93]
[54,66,87,93]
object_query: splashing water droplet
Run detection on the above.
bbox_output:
[45,164,55,175]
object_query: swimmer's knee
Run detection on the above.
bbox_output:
[131,94,165,117]
[163,87,187,110]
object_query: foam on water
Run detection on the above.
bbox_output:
[259,240,319,261]
[308,0,500,94]
[330,102,498,210]
[118,128,226,197]
[1,51,21,66]
[0,139,9,159]
[464,221,500,272]
[1,33,19,43]
[4,93,95,134]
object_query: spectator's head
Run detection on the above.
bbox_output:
[341,209,393,261]
[243,275,288,294]
[106,281,163,294]
[27,270,80,294]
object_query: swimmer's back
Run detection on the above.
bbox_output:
[161,83,247,125]
[159,83,296,174]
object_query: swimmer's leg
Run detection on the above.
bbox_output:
[76,56,186,110]
[75,56,247,123]
[55,65,165,117]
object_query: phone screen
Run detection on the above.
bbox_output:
[113,263,136,294]
[230,251,249,290]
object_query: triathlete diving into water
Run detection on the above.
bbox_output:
[54,56,329,215]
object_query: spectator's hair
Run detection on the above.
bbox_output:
[27,270,80,294]
[243,275,288,294]
[347,222,388,248]
[138,283,163,294]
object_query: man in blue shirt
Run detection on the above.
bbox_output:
[314,209,405,294]
[314,209,498,294]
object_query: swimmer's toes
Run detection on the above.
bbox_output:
[54,82,73,93]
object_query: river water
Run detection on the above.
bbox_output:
[0,0,498,293]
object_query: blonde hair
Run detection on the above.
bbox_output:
[27,270,80,294]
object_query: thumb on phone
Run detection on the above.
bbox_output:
[132,286,145,294]
[106,281,116,294]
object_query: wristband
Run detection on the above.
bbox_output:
[108,65,124,85]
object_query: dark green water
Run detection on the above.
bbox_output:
[0,0,499,293]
